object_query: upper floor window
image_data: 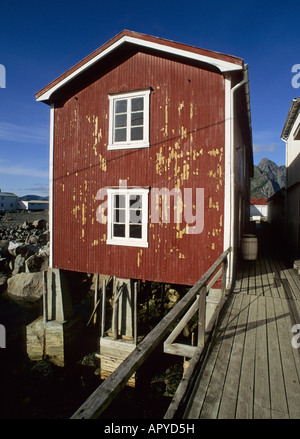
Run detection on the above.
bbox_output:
[108,89,150,150]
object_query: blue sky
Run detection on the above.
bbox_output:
[0,0,299,196]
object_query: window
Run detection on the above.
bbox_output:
[108,89,150,150]
[107,188,149,247]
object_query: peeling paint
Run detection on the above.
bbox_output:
[99,154,107,172]
[209,197,219,211]
[181,126,187,139]
[82,204,86,225]
[208,148,220,157]
[72,205,80,219]
[137,249,143,267]
[178,101,184,116]
[190,103,193,120]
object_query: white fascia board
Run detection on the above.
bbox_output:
[36,36,242,102]
[49,104,54,268]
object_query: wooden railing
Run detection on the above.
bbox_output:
[71,248,231,419]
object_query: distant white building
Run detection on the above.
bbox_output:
[0,190,18,211]
[18,200,49,211]
[250,198,268,220]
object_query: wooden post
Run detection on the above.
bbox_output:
[134,281,137,344]
[101,278,106,338]
[42,270,47,359]
[197,286,206,348]
[94,274,99,325]
[160,283,165,317]
[113,282,123,340]
[221,256,228,298]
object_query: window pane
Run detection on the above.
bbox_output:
[113,209,125,223]
[115,128,126,142]
[115,114,127,128]
[129,224,142,239]
[131,127,143,141]
[115,99,127,113]
[131,112,143,126]
[130,209,142,223]
[130,194,142,208]
[114,195,125,208]
[131,97,143,112]
[113,224,125,237]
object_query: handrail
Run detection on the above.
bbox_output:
[71,247,231,419]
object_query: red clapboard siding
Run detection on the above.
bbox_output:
[52,48,225,286]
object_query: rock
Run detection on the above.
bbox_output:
[27,235,39,245]
[25,254,49,273]
[21,221,31,230]
[0,273,7,293]
[8,242,22,257]
[7,272,44,302]
[32,219,47,230]
[0,240,9,257]
[39,244,50,257]
[39,230,50,245]
[0,257,8,272]
[8,242,38,258]
[12,254,25,275]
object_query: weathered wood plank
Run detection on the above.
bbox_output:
[235,295,257,418]
[265,296,289,418]
[183,295,236,418]
[198,294,243,418]
[248,261,256,295]
[217,293,249,418]
[273,297,300,419]
[253,296,271,418]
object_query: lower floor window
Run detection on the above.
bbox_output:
[107,187,149,247]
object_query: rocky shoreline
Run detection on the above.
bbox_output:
[0,211,50,302]
[0,210,182,419]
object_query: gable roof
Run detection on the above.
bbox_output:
[250,198,268,205]
[36,30,244,104]
[281,97,300,140]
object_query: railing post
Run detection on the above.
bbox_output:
[197,286,206,347]
[221,256,228,298]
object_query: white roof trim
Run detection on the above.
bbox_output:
[36,36,243,102]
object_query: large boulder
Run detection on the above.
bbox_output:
[32,219,47,230]
[0,240,9,257]
[7,272,44,302]
[25,254,49,273]
[8,242,38,258]
[12,254,25,275]
[0,273,7,294]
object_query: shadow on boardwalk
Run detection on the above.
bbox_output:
[183,221,300,419]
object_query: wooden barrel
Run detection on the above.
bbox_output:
[241,234,258,260]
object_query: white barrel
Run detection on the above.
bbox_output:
[241,234,258,261]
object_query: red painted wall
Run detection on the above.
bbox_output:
[52,48,225,285]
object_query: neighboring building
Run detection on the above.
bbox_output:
[36,30,253,289]
[250,197,268,220]
[281,98,300,256]
[18,200,49,211]
[267,188,285,235]
[0,190,18,211]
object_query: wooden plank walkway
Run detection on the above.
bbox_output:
[183,224,300,419]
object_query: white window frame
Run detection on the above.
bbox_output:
[108,89,150,150]
[107,187,149,248]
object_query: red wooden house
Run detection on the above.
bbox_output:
[35,31,252,371]
[36,30,252,288]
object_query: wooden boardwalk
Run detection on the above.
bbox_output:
[183,225,300,419]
